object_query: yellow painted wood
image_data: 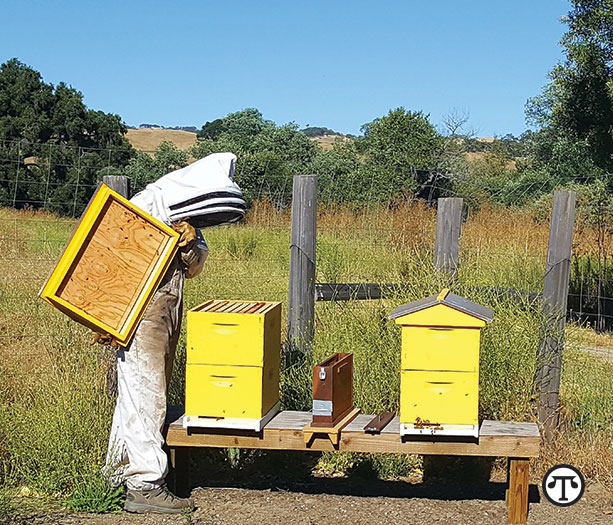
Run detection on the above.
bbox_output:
[394,303,487,328]
[185,363,279,419]
[400,370,478,426]
[401,326,481,372]
[395,292,489,428]
[39,184,179,346]
[186,364,263,419]
[436,288,450,301]
[186,302,281,366]
[261,357,281,419]
[185,301,281,420]
[187,313,264,366]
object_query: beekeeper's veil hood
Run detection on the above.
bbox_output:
[131,152,246,228]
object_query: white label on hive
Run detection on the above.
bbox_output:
[313,399,333,416]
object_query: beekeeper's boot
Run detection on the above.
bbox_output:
[124,484,194,514]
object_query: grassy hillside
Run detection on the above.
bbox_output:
[126,128,197,152]
[126,127,351,153]
[311,134,350,150]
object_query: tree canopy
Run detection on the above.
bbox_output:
[526,0,613,174]
[191,107,451,205]
[350,108,447,201]
[450,0,613,207]
[0,58,133,214]
[192,109,318,205]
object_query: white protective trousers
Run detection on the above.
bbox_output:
[104,241,207,491]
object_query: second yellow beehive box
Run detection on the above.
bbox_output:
[184,300,281,431]
[389,289,493,438]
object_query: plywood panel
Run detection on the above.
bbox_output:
[56,198,169,330]
[39,184,179,346]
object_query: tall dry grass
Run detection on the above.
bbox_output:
[0,200,611,508]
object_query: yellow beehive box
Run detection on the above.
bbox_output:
[184,300,282,431]
[39,183,180,347]
[388,289,493,437]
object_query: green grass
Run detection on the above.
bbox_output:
[0,203,612,515]
[0,335,114,493]
[560,342,613,432]
[65,476,125,514]
[0,486,14,522]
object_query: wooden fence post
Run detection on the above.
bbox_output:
[287,175,317,357]
[434,197,463,280]
[535,190,576,438]
[103,175,130,198]
[100,175,130,398]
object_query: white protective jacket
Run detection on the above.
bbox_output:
[104,152,244,490]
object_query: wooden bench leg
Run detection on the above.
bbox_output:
[168,447,191,497]
[507,457,529,524]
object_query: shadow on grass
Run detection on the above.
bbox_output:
[182,449,540,504]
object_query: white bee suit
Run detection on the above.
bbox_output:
[136,152,246,229]
[104,153,245,490]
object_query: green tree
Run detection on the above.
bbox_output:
[0,58,133,214]
[125,141,190,195]
[193,107,454,205]
[311,140,361,203]
[526,0,613,172]
[198,118,226,140]
[357,108,445,201]
[192,109,318,206]
[197,108,274,148]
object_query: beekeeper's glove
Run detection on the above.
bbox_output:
[173,220,197,249]
[90,331,120,349]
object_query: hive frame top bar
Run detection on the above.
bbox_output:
[192,299,280,315]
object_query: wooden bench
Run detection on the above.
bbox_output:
[165,408,540,524]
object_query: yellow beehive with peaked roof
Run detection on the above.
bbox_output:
[388,289,493,438]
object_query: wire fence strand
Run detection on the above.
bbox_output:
[0,140,612,334]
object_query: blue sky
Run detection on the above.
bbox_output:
[1,1,570,137]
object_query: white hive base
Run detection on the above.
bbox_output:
[183,402,280,432]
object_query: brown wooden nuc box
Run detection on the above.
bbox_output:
[311,353,354,427]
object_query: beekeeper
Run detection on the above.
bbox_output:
[94,152,246,514]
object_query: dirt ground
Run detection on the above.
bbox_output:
[12,475,613,525]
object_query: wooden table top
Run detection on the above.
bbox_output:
[165,408,540,458]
